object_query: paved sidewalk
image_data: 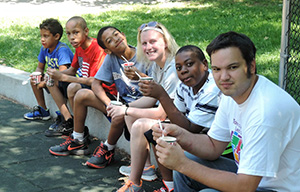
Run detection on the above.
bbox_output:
[0,95,162,192]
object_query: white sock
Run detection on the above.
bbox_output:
[163,180,174,191]
[104,140,115,151]
[73,131,84,141]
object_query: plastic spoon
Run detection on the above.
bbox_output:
[121,55,129,63]
[135,71,142,79]
[158,120,164,138]
[22,77,31,85]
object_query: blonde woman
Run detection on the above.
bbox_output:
[107,21,179,192]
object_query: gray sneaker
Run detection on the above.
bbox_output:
[117,180,144,192]
[119,165,158,181]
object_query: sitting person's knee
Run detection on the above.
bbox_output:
[67,83,81,97]
[131,119,149,136]
[74,89,90,103]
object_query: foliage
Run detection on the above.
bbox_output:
[0,0,283,83]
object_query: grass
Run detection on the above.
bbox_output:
[0,0,283,84]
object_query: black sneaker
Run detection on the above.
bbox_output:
[85,142,115,168]
[49,126,90,156]
[48,111,63,130]
[45,118,73,137]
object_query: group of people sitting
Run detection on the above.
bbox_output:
[23,16,300,192]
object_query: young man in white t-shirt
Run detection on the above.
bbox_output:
[152,31,300,192]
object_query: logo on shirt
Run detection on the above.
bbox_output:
[45,56,59,69]
[231,118,243,165]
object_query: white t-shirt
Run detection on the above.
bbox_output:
[174,70,221,128]
[148,58,179,99]
[208,75,300,191]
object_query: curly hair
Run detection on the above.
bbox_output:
[39,18,63,40]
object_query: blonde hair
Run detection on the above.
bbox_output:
[136,22,179,67]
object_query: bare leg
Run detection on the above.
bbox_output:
[47,82,71,120]
[66,82,82,119]
[129,118,157,185]
[31,81,47,109]
[125,116,152,166]
[153,147,173,181]
[73,89,107,133]
[107,115,126,145]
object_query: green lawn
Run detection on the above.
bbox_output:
[0,0,283,84]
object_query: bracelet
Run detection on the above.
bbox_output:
[125,107,129,116]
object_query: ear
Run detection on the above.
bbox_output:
[54,33,60,41]
[121,32,126,37]
[202,59,209,70]
[104,48,112,55]
[84,27,89,36]
[250,59,256,74]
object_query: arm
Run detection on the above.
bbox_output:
[156,138,261,192]
[154,125,262,192]
[140,80,204,133]
[35,62,45,74]
[91,78,112,106]
[127,96,157,108]
[177,159,261,192]
[152,123,226,159]
[107,102,167,121]
[47,66,94,86]
[58,64,68,71]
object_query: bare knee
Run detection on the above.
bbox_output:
[74,89,93,104]
[131,118,152,138]
[67,83,81,100]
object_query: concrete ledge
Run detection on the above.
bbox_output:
[0,65,130,154]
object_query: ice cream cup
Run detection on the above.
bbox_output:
[45,73,54,87]
[110,100,122,106]
[124,62,134,68]
[140,76,153,81]
[161,136,177,144]
[31,72,42,85]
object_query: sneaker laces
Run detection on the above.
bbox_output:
[154,180,173,192]
[32,105,41,114]
[59,136,74,147]
[118,180,142,192]
[93,143,107,157]
[53,116,61,124]
[154,187,168,192]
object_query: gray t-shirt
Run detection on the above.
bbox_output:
[148,58,179,99]
[95,47,147,103]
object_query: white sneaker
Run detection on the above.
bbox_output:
[119,165,158,181]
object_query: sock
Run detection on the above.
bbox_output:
[163,180,174,191]
[73,131,84,141]
[104,140,115,151]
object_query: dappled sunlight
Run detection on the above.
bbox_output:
[257,49,281,83]
[79,185,115,192]
[8,147,23,155]
[45,165,75,177]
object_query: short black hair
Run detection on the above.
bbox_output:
[97,26,121,49]
[176,45,206,62]
[206,31,257,77]
[39,18,63,40]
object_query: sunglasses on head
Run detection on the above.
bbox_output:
[139,21,159,32]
